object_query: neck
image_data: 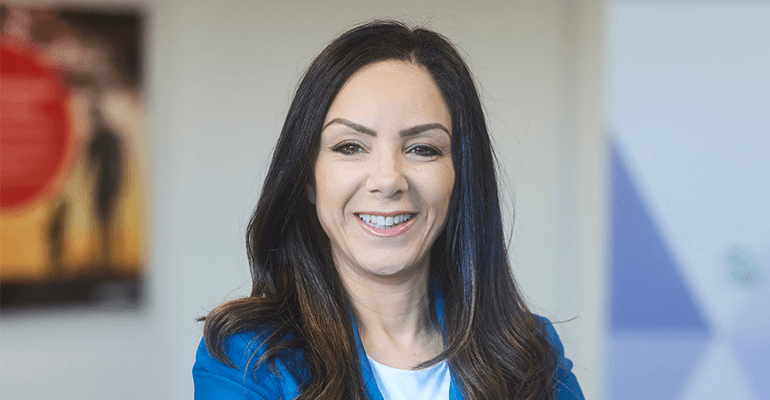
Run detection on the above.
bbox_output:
[336,256,443,369]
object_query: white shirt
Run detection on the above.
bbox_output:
[367,355,451,400]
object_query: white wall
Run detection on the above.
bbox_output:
[0,1,607,399]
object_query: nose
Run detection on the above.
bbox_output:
[365,150,408,198]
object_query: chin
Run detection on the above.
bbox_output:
[359,258,424,279]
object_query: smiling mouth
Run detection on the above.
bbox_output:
[356,213,415,229]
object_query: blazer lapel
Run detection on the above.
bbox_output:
[352,316,386,400]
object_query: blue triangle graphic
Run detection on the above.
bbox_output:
[731,336,770,400]
[608,332,709,400]
[610,140,709,332]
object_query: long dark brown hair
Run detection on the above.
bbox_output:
[202,20,559,399]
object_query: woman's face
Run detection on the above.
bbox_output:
[311,60,454,280]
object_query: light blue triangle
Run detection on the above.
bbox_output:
[681,340,759,400]
[732,336,770,400]
[608,332,709,400]
[610,140,709,332]
[728,279,770,399]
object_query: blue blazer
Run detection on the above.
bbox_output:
[193,288,584,400]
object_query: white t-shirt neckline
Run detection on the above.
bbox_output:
[366,355,451,400]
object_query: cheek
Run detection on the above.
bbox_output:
[434,171,455,232]
[439,163,455,205]
[312,161,335,229]
[424,164,455,215]
[444,167,455,198]
[314,158,338,201]
[313,161,360,218]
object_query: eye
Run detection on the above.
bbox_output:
[331,141,364,155]
[408,145,442,157]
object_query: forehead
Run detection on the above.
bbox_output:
[324,60,451,129]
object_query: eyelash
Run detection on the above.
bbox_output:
[331,141,364,155]
[408,145,442,157]
[331,142,443,157]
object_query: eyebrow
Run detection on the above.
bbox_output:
[323,118,450,137]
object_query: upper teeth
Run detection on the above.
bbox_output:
[358,213,414,228]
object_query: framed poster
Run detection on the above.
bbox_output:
[1,5,147,308]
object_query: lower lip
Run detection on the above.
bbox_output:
[357,216,415,237]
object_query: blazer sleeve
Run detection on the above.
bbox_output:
[193,332,285,400]
[539,316,585,400]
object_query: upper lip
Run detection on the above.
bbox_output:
[355,211,416,216]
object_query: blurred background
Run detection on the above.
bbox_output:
[0,0,767,399]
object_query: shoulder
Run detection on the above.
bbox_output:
[192,329,307,400]
[534,315,586,400]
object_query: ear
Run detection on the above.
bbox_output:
[305,182,316,205]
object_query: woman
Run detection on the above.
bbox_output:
[193,20,584,400]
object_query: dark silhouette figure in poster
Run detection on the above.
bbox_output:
[48,198,68,276]
[87,108,123,269]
